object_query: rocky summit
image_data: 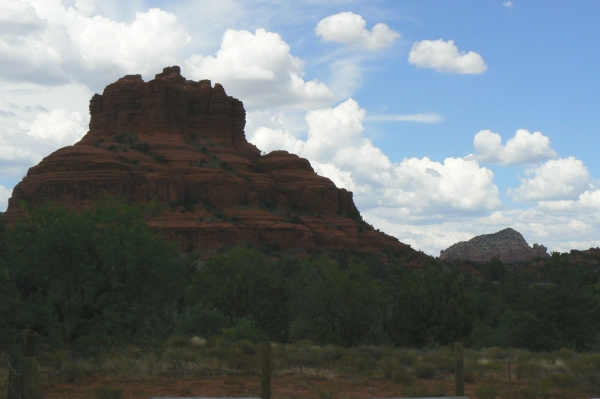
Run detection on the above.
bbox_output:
[439,228,549,264]
[5,66,419,258]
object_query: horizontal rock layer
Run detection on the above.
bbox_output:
[5,66,423,261]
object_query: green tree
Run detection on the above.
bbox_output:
[187,244,290,342]
[177,305,231,338]
[289,257,381,346]
[0,212,18,349]
[5,200,192,346]
[385,265,474,347]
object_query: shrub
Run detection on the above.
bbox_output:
[177,305,230,338]
[61,361,86,382]
[113,130,137,144]
[234,340,257,355]
[220,161,233,171]
[92,385,124,399]
[220,317,267,343]
[317,388,338,399]
[413,361,437,379]
[517,360,546,381]
[378,355,414,384]
[166,336,191,348]
[395,350,417,367]
[402,382,430,397]
[475,384,499,399]
[548,373,577,389]
[131,142,150,153]
[516,385,550,399]
[190,336,207,347]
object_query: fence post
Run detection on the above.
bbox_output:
[260,342,272,399]
[7,331,41,399]
[454,342,464,396]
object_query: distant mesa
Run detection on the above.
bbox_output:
[439,228,549,264]
[4,66,424,262]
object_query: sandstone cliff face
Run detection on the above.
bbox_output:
[5,66,418,258]
[439,228,549,264]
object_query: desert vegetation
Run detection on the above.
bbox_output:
[1,201,600,397]
[2,339,600,398]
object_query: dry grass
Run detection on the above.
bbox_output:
[2,340,599,398]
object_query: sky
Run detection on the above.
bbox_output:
[1,0,600,256]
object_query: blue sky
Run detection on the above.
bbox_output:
[1,0,599,255]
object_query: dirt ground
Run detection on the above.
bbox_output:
[40,372,588,399]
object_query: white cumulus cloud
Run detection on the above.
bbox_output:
[508,157,591,202]
[408,39,487,74]
[0,1,191,88]
[0,108,88,179]
[468,129,558,165]
[20,109,87,147]
[315,11,400,51]
[184,28,335,109]
[0,184,11,212]
[0,0,46,35]
[249,99,501,218]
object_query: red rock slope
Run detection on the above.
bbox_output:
[5,66,417,256]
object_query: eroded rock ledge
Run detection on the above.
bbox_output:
[5,66,420,259]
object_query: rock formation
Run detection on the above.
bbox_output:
[5,66,422,260]
[439,228,549,264]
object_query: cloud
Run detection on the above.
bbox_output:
[249,99,501,218]
[408,39,487,74]
[0,2,191,88]
[508,157,591,202]
[19,109,87,147]
[467,129,558,165]
[366,204,600,256]
[0,0,66,85]
[184,28,335,109]
[315,11,401,51]
[366,113,442,123]
[0,108,88,179]
[503,1,514,8]
[250,127,306,156]
[0,0,46,35]
[0,184,11,212]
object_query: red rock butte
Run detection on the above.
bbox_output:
[5,66,422,259]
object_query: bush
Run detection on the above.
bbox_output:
[166,336,191,348]
[379,356,414,384]
[113,130,137,144]
[220,317,267,343]
[516,385,550,399]
[177,305,230,338]
[402,382,430,397]
[517,360,546,381]
[475,384,499,399]
[395,350,417,367]
[413,361,438,379]
[61,362,86,382]
[234,340,257,355]
[92,386,124,399]
[548,373,577,389]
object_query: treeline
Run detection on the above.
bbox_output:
[1,202,599,351]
